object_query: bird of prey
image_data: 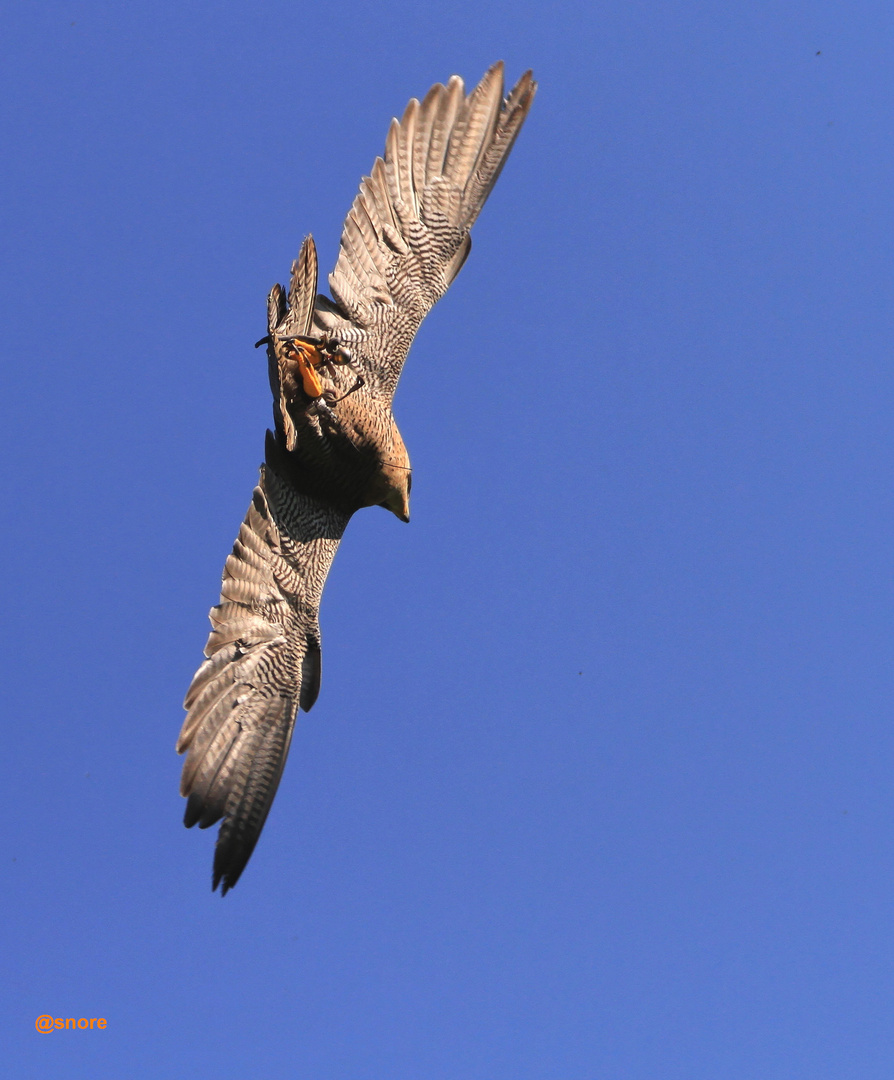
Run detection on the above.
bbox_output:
[177,62,537,894]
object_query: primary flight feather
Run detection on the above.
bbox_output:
[177,62,537,894]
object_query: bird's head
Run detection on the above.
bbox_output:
[364,421,411,522]
[378,450,412,523]
[379,471,411,522]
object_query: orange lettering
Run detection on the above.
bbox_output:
[65,1018,76,1029]
[97,1018,107,1029]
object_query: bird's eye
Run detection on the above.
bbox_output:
[338,347,353,363]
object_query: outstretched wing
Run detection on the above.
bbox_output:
[178,465,350,894]
[313,62,537,400]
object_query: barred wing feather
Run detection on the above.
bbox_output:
[314,62,537,400]
[177,466,350,894]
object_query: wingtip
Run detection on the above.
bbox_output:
[213,865,230,895]
[183,791,203,828]
[212,837,250,896]
[508,67,537,109]
[212,845,237,894]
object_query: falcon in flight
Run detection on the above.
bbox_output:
[177,62,537,893]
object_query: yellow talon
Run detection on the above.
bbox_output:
[297,354,324,398]
[286,341,326,399]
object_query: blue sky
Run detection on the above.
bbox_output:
[4,1,894,1076]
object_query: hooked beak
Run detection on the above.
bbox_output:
[381,488,410,523]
